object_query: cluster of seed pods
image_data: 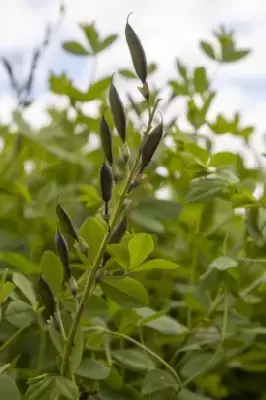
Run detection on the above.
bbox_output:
[38,15,163,324]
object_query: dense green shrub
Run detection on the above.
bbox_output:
[0,11,266,400]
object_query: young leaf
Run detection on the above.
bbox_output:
[128,233,154,268]
[210,256,238,271]
[40,251,63,298]
[62,41,90,56]
[135,259,179,272]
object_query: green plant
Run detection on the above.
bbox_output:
[1,9,266,400]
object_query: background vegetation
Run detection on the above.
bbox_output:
[0,7,266,400]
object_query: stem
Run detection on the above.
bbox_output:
[36,311,46,371]
[60,100,155,377]
[56,303,67,342]
[221,289,228,343]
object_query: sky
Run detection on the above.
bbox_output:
[0,0,266,164]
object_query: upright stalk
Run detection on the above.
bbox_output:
[60,101,154,377]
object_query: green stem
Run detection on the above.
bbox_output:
[0,326,27,355]
[36,311,46,372]
[221,289,228,343]
[60,100,155,378]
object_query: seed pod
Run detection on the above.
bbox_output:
[102,215,127,266]
[140,120,163,174]
[109,77,126,143]
[38,275,56,321]
[100,162,113,218]
[56,201,79,242]
[99,112,113,165]
[55,226,71,282]
[125,14,147,84]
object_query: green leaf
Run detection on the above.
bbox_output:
[100,277,149,308]
[107,244,130,268]
[210,256,238,271]
[0,375,20,400]
[118,68,136,79]
[128,233,154,269]
[194,67,209,94]
[136,259,179,272]
[40,251,63,299]
[79,184,101,207]
[178,389,212,400]
[0,252,39,274]
[136,307,188,335]
[5,300,34,328]
[184,142,209,166]
[81,23,100,53]
[48,320,64,355]
[70,327,84,372]
[112,349,156,372]
[13,273,36,304]
[141,368,178,396]
[0,282,15,304]
[54,376,79,400]
[99,34,118,51]
[62,41,90,56]
[79,216,106,263]
[209,152,237,167]
[86,77,111,101]
[200,41,216,60]
[25,376,54,400]
[76,358,110,380]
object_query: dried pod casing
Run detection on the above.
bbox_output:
[56,202,79,242]
[109,78,126,143]
[99,113,113,165]
[100,162,113,203]
[55,227,71,282]
[140,121,163,174]
[125,15,148,84]
[38,275,56,321]
[102,215,127,266]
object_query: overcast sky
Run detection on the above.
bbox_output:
[0,0,266,161]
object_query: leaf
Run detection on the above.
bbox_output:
[0,252,39,274]
[200,41,216,60]
[119,69,136,79]
[54,376,79,400]
[86,77,111,101]
[178,389,212,400]
[79,216,106,263]
[194,67,209,94]
[40,251,63,299]
[209,152,237,167]
[76,358,110,380]
[210,256,238,271]
[79,184,101,207]
[13,273,36,304]
[100,277,149,308]
[135,259,179,272]
[99,34,118,51]
[25,376,54,400]
[48,321,64,355]
[141,368,178,396]
[107,244,130,267]
[5,300,34,328]
[136,307,188,335]
[0,375,20,400]
[70,327,84,372]
[62,41,90,56]
[128,233,154,269]
[112,349,156,372]
[81,23,100,53]
[0,282,15,304]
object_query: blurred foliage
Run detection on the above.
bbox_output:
[0,10,266,400]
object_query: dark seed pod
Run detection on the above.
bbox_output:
[102,215,127,266]
[38,275,56,321]
[99,112,113,165]
[56,201,79,242]
[100,162,113,219]
[140,120,163,174]
[55,226,71,282]
[109,77,126,143]
[125,14,148,84]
